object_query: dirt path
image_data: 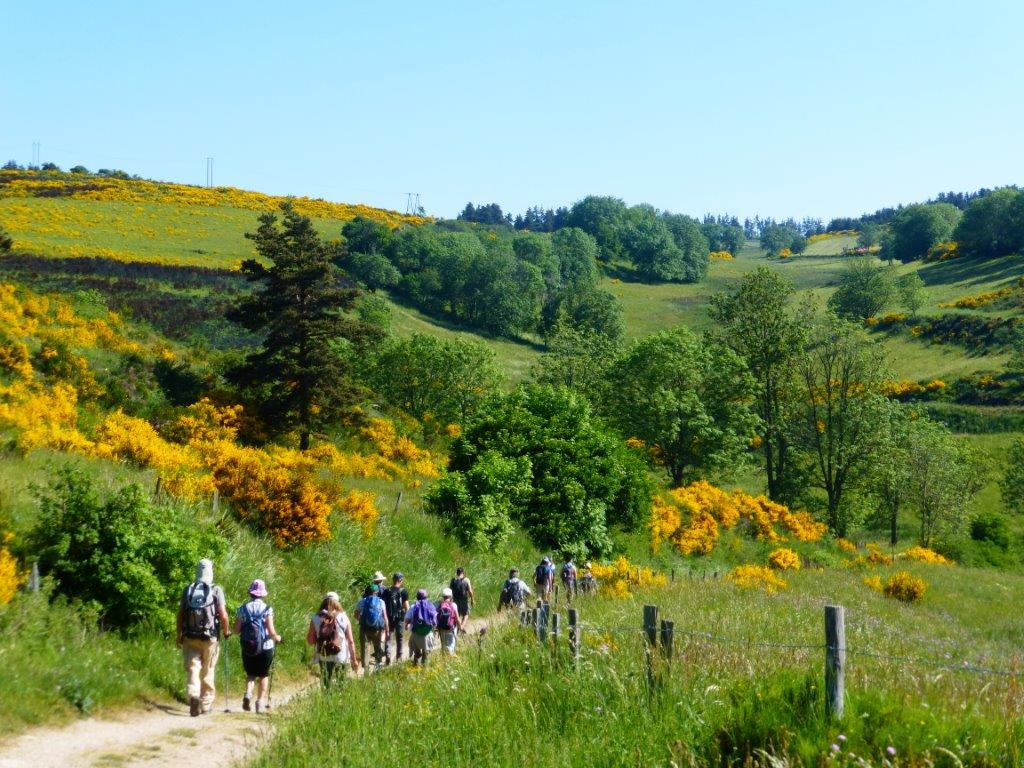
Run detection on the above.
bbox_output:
[0,615,500,768]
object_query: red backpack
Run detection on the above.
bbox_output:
[316,610,342,656]
[437,601,457,631]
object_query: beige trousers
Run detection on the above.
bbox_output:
[182,636,220,710]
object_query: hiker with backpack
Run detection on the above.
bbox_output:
[436,587,460,655]
[498,568,532,611]
[306,592,358,688]
[581,562,597,594]
[380,572,409,665]
[560,558,578,600]
[354,583,389,671]
[176,558,232,717]
[404,588,437,666]
[233,579,282,713]
[449,567,474,631]
[534,556,555,603]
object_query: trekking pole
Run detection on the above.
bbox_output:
[222,634,232,713]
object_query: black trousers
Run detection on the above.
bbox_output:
[384,622,404,661]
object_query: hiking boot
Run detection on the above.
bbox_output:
[189,697,201,717]
[242,697,251,712]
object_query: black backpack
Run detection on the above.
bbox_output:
[450,577,469,603]
[382,587,404,621]
[183,582,219,639]
[534,564,548,585]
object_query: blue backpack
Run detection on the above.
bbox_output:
[359,595,386,629]
[240,601,269,657]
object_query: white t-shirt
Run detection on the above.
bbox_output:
[311,611,351,663]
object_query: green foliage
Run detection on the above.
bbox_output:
[425,451,528,549]
[541,287,624,342]
[567,195,628,262]
[954,187,1024,260]
[341,215,391,256]
[426,384,652,558]
[365,333,503,428]
[345,251,401,290]
[550,227,599,291]
[700,220,745,254]
[355,293,392,331]
[827,258,896,320]
[857,222,882,248]
[0,226,12,253]
[999,436,1024,515]
[970,511,1011,550]
[28,467,226,631]
[896,271,926,316]
[533,324,620,401]
[885,203,961,263]
[228,202,380,448]
[709,266,806,501]
[759,223,806,256]
[621,209,709,283]
[792,311,891,534]
[604,327,760,485]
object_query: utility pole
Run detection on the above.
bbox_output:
[205,157,214,187]
[31,141,40,167]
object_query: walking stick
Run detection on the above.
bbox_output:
[222,633,231,713]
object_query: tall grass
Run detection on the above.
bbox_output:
[256,563,1024,767]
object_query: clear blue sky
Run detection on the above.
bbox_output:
[3,0,1022,222]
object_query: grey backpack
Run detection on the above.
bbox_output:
[184,582,218,639]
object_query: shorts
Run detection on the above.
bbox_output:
[241,647,274,678]
[455,599,470,619]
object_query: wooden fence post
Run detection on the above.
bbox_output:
[660,619,674,660]
[28,562,40,593]
[568,608,580,664]
[211,487,220,515]
[154,476,162,498]
[538,603,550,643]
[393,491,404,515]
[643,605,659,691]
[551,612,560,646]
[643,605,659,647]
[825,605,846,720]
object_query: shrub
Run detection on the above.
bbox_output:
[768,548,801,571]
[0,538,22,605]
[28,467,226,630]
[969,512,1011,550]
[901,546,954,565]
[727,565,787,594]
[883,571,927,603]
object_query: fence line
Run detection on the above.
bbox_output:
[515,600,1022,720]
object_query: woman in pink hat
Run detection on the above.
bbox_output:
[233,578,282,713]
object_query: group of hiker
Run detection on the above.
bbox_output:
[176,556,595,716]
[175,560,477,716]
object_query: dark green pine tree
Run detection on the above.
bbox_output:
[228,202,379,449]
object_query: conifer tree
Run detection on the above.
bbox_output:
[228,202,379,448]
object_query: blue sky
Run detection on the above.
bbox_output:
[2,0,1022,222]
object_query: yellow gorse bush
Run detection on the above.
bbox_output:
[901,546,954,565]
[938,286,1013,309]
[650,480,826,557]
[883,571,927,603]
[0,535,23,605]
[727,565,788,594]
[589,556,668,598]
[709,250,733,260]
[767,548,801,571]
[0,284,439,547]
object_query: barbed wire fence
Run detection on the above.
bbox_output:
[514,594,1023,720]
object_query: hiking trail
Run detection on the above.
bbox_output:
[0,615,497,768]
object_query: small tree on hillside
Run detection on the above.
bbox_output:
[827,258,896,320]
[709,266,808,502]
[896,272,926,316]
[792,310,891,535]
[999,437,1024,515]
[0,226,12,253]
[604,327,760,485]
[228,202,380,449]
